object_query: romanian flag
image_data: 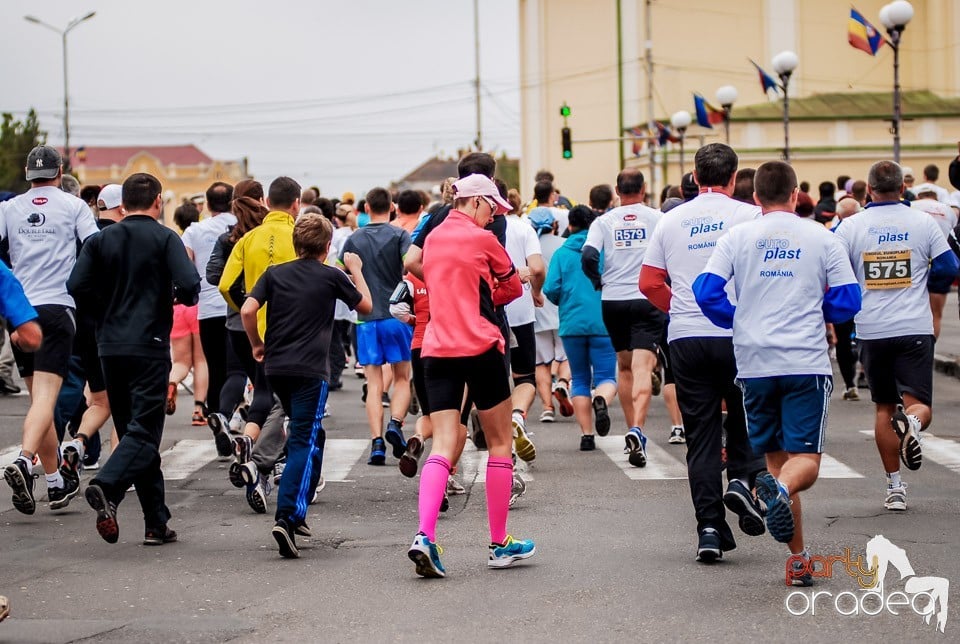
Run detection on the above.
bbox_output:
[655,121,680,145]
[749,59,780,95]
[694,94,724,129]
[848,8,884,56]
[627,126,649,156]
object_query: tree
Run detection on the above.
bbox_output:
[0,110,46,194]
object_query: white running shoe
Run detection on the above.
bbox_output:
[884,484,907,511]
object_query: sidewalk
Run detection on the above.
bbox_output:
[932,290,960,378]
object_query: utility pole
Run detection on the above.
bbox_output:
[645,0,656,202]
[473,0,482,151]
[616,0,625,169]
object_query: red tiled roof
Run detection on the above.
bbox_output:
[66,145,213,168]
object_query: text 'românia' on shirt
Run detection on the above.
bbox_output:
[755,238,801,261]
[868,226,910,243]
[682,216,724,237]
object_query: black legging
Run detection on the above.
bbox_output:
[217,330,248,418]
[834,318,857,390]
[198,316,227,414]
[227,329,274,428]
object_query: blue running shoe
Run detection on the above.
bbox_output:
[488,535,536,568]
[624,427,647,468]
[754,471,794,544]
[368,437,386,465]
[384,420,407,459]
[408,532,445,578]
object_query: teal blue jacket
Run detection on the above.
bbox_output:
[543,230,608,337]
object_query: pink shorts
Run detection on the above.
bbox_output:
[171,304,199,339]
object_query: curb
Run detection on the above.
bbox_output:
[934,354,960,379]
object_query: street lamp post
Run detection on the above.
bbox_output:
[772,50,798,163]
[670,110,692,177]
[879,1,914,164]
[715,85,738,145]
[23,11,96,169]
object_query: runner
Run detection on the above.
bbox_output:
[543,206,617,450]
[407,173,534,578]
[1,145,98,514]
[68,172,201,545]
[834,161,959,511]
[640,143,767,563]
[909,188,958,339]
[241,213,371,558]
[581,168,663,467]
[694,160,860,583]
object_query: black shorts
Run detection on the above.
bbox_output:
[659,325,674,385]
[423,347,511,412]
[509,322,536,376]
[74,319,105,393]
[410,348,433,416]
[927,281,951,295]
[860,335,934,406]
[11,304,76,379]
[601,299,666,354]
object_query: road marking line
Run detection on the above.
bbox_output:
[1,445,21,465]
[160,439,219,481]
[596,434,688,480]
[860,429,960,474]
[819,454,864,478]
[459,440,534,484]
[322,439,369,482]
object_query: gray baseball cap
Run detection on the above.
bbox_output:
[25,145,62,181]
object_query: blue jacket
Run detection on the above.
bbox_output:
[543,230,608,337]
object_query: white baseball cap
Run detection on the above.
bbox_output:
[452,174,511,214]
[97,184,123,211]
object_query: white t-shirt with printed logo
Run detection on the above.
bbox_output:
[643,192,759,343]
[584,202,662,301]
[504,214,542,327]
[0,186,99,307]
[834,202,950,340]
[910,197,957,240]
[703,211,858,378]
[181,212,237,320]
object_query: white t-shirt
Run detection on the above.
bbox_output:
[181,212,237,320]
[504,214,542,327]
[703,211,857,378]
[329,226,358,322]
[584,202,662,301]
[912,182,957,207]
[910,197,957,240]
[834,202,951,339]
[643,192,759,343]
[534,233,563,332]
[0,186,99,307]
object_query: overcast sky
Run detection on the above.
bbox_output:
[0,0,520,197]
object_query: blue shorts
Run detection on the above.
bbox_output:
[561,335,617,398]
[356,318,413,366]
[737,375,832,454]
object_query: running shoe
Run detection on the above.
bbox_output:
[539,407,555,423]
[696,527,722,563]
[440,495,450,513]
[143,526,178,546]
[552,380,574,417]
[61,439,84,476]
[884,484,907,511]
[788,553,814,587]
[722,479,765,536]
[488,535,536,568]
[49,469,80,510]
[592,396,610,437]
[842,387,860,401]
[446,475,466,496]
[3,459,36,515]
[891,405,922,471]
[295,521,312,537]
[624,427,647,468]
[509,473,526,507]
[754,471,794,544]
[512,412,537,462]
[384,419,407,459]
[234,434,253,464]
[246,474,272,514]
[368,437,387,465]
[668,426,686,444]
[355,363,364,378]
[310,477,326,504]
[651,370,662,397]
[83,459,100,471]
[470,408,487,450]
[381,392,390,408]
[408,532,445,578]
[409,382,420,416]
[272,519,299,558]
[165,382,177,415]
[272,460,286,486]
[857,372,869,390]
[191,410,206,427]
[207,413,234,458]
[230,460,257,489]
[580,434,596,451]
[85,484,119,544]
[399,434,424,478]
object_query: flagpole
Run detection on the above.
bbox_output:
[645,0,656,203]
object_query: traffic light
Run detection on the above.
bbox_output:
[560,103,571,118]
[561,127,572,159]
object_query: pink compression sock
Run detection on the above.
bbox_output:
[417,454,452,542]
[486,456,513,545]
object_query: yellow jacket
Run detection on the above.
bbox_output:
[219,211,296,336]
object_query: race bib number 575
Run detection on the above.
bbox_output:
[863,250,911,289]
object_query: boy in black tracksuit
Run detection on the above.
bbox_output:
[67,173,200,545]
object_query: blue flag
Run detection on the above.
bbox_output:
[749,59,780,95]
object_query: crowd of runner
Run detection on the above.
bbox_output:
[1,142,959,597]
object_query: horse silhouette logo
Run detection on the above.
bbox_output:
[866,535,949,633]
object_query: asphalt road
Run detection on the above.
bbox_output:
[0,358,958,643]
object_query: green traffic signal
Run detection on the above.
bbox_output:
[561,127,572,159]
[560,104,571,118]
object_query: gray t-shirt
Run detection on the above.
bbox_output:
[341,222,411,321]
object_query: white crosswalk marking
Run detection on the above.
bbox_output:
[859,429,960,474]
[596,434,688,480]
[458,440,534,484]
[322,438,369,482]
[160,439,219,480]
[0,444,21,465]
[819,454,864,479]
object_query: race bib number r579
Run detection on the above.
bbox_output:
[613,226,647,249]
[863,250,911,290]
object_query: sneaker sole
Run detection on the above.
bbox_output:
[884,500,907,511]
[143,532,178,546]
[399,436,423,478]
[295,524,313,537]
[592,397,610,437]
[272,526,300,559]
[62,445,83,475]
[408,548,445,578]
[214,431,233,459]
[696,547,722,563]
[755,473,794,543]
[49,473,80,510]
[668,434,686,444]
[553,389,574,417]
[891,410,922,471]
[624,433,647,468]
[540,415,555,423]
[228,462,246,488]
[85,486,118,544]
[651,371,662,396]
[513,421,537,462]
[384,428,406,459]
[246,486,267,514]
[488,546,536,569]
[723,488,766,537]
[4,465,36,515]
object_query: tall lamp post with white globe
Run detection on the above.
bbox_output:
[670,110,692,177]
[879,1,914,164]
[715,85,738,145]
[772,51,799,163]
